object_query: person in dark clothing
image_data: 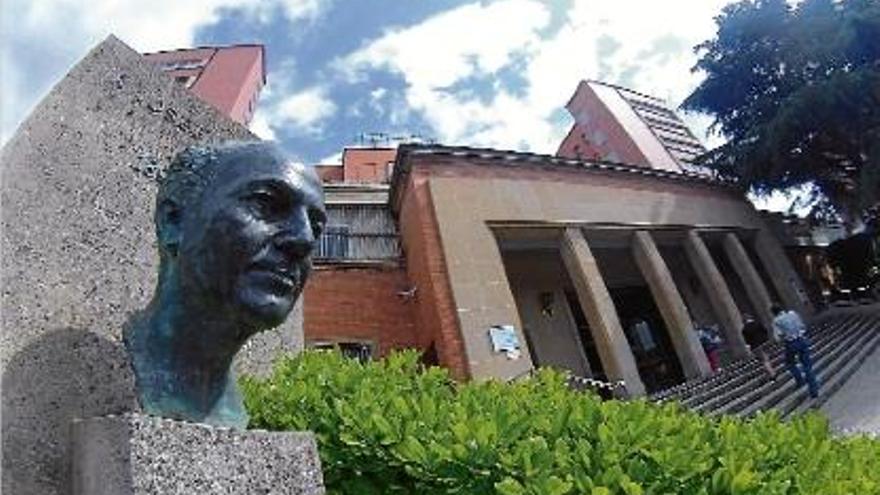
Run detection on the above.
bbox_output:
[741,315,776,379]
[696,324,722,371]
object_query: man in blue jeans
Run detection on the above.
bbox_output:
[771,303,819,399]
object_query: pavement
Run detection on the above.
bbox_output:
[819,333,880,437]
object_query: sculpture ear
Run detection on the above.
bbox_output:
[157,199,183,257]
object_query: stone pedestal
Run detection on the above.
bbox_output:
[71,414,324,495]
[1,36,303,494]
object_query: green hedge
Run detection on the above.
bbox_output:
[241,351,880,494]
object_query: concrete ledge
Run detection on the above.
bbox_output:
[71,413,324,495]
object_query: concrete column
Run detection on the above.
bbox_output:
[754,230,814,315]
[683,230,750,359]
[722,232,775,331]
[631,231,712,379]
[559,227,646,397]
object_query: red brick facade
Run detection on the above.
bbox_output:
[303,265,420,357]
[315,165,343,183]
[143,45,265,125]
[342,148,397,183]
[396,169,470,380]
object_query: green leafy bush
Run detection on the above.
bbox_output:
[242,351,880,494]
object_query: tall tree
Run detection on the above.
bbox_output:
[683,0,880,226]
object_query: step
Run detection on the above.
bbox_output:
[691,319,869,413]
[722,322,873,417]
[724,321,877,417]
[653,317,854,404]
[761,325,880,418]
[782,325,880,418]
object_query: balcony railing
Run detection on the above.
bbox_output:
[315,231,401,261]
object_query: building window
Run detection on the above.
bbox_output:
[158,58,205,71]
[310,341,374,362]
[313,205,401,262]
[174,75,195,88]
[316,225,350,259]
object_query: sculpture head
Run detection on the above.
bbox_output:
[126,140,325,428]
[155,140,326,334]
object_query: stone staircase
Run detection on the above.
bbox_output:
[650,309,880,419]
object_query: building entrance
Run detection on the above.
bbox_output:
[609,286,685,392]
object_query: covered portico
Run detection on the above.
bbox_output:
[494,223,784,395]
[391,145,812,394]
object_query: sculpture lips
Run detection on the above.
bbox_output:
[251,264,300,293]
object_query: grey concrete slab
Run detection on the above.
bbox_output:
[71,414,324,494]
[1,36,303,494]
[820,343,880,436]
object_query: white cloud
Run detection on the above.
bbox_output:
[245,0,328,25]
[318,151,343,165]
[249,112,278,141]
[0,0,327,144]
[267,86,337,135]
[339,0,548,88]
[335,0,552,150]
[3,0,741,156]
[333,0,734,154]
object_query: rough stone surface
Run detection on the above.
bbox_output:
[1,36,304,494]
[71,414,325,495]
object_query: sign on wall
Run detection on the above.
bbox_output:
[489,325,521,360]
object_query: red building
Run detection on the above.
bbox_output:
[143,45,265,126]
[303,85,811,396]
[143,45,810,393]
[304,147,420,361]
[557,80,707,174]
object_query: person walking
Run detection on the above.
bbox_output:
[742,314,776,380]
[697,324,722,372]
[771,303,819,399]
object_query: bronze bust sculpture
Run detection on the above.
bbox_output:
[124,141,325,428]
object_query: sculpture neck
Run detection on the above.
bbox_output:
[125,270,256,427]
[150,277,248,373]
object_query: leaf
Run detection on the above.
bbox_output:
[241,350,880,494]
[731,469,758,494]
[495,477,526,495]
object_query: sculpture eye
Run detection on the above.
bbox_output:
[246,190,285,219]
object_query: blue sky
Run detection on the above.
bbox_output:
[3,0,821,212]
[5,0,811,211]
[2,0,741,163]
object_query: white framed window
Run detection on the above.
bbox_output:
[309,340,374,362]
[316,224,350,259]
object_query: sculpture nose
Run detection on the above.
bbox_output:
[274,229,314,260]
[274,211,315,260]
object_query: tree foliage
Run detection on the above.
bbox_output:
[683,0,880,223]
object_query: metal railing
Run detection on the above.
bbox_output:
[315,231,401,261]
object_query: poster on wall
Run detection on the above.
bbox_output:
[489,324,521,360]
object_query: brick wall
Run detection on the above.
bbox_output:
[303,265,420,357]
[397,170,470,379]
[556,124,603,161]
[342,148,397,183]
[315,165,343,183]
